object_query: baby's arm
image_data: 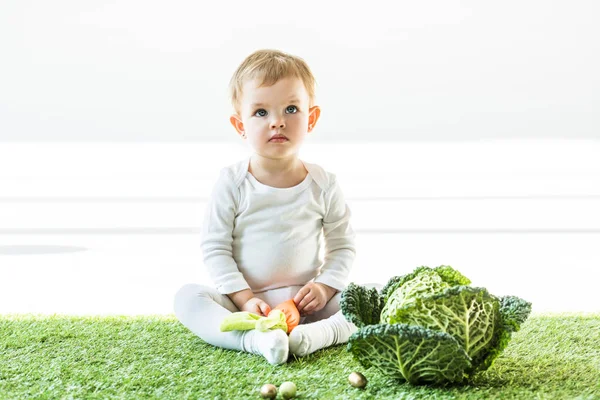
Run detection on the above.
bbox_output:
[201,169,269,313]
[293,282,337,315]
[294,177,356,315]
[314,177,356,292]
[229,288,271,316]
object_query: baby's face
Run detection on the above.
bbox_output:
[233,76,318,160]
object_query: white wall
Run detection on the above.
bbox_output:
[1,141,599,314]
[1,0,598,142]
[0,1,598,314]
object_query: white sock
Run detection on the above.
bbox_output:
[242,329,289,365]
[288,311,357,357]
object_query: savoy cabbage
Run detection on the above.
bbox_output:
[340,265,531,385]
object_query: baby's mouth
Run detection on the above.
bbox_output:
[269,135,288,142]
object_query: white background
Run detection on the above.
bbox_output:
[1,141,598,315]
[1,0,598,142]
[0,1,598,316]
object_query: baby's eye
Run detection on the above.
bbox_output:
[286,105,298,114]
[254,109,267,117]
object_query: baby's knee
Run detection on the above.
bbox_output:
[173,283,239,316]
[175,283,204,299]
[173,284,212,312]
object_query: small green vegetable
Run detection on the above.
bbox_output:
[220,312,261,332]
[220,309,287,333]
[279,381,297,399]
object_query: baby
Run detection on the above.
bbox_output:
[173,49,357,365]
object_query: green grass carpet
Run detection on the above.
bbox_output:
[1,313,599,399]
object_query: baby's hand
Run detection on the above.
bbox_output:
[293,282,337,316]
[241,297,272,317]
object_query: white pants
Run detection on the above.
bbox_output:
[173,284,345,351]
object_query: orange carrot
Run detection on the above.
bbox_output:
[272,299,300,333]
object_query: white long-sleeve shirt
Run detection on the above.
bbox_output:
[201,156,356,295]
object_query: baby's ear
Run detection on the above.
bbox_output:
[308,106,321,132]
[230,115,244,135]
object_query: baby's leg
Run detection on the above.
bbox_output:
[173,284,288,365]
[288,283,383,357]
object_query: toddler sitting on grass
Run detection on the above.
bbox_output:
[174,49,357,365]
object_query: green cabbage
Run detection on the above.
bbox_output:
[341,265,531,385]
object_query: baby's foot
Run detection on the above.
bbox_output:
[254,329,289,365]
[288,326,312,356]
[289,311,357,357]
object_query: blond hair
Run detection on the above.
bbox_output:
[228,49,317,114]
